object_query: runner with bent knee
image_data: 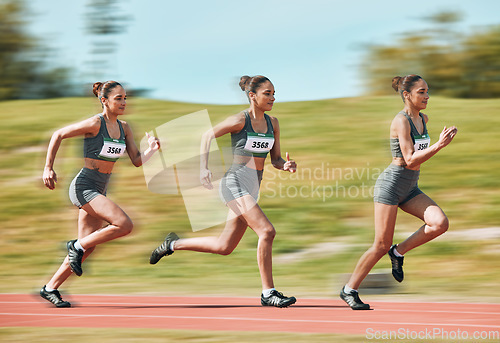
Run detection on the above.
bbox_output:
[340,75,457,310]
[150,75,297,308]
[40,81,160,307]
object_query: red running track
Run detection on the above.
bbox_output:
[1,294,499,337]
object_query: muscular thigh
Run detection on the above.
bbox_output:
[81,194,130,226]
[78,209,103,238]
[217,212,248,249]
[239,198,272,234]
[399,193,444,222]
[226,193,259,217]
[373,202,398,245]
[226,195,272,237]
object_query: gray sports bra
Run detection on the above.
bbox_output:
[390,111,430,158]
[231,111,275,158]
[84,114,126,162]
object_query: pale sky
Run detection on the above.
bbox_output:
[28,0,500,104]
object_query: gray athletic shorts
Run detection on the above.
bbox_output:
[69,168,111,208]
[219,164,263,203]
[373,164,423,206]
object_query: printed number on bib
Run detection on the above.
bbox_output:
[414,134,431,151]
[244,132,275,154]
[99,138,126,161]
[251,141,270,149]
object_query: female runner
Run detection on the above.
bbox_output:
[40,81,160,307]
[340,75,457,310]
[150,75,297,308]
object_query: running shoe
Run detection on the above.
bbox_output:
[149,232,179,264]
[340,288,370,310]
[40,285,71,308]
[261,290,296,308]
[388,244,404,282]
[67,239,84,276]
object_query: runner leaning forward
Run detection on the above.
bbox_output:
[149,75,298,308]
[340,74,458,310]
[40,81,160,307]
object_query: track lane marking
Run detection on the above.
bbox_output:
[1,312,499,329]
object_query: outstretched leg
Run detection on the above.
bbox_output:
[346,202,398,290]
[341,202,398,310]
[167,195,270,285]
[235,197,276,290]
[174,214,248,255]
[153,194,294,307]
[45,209,103,289]
[40,208,104,307]
[233,196,294,307]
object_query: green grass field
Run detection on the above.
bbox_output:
[0,328,365,343]
[1,95,499,341]
[4,327,497,343]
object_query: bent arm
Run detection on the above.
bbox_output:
[123,122,160,167]
[43,117,100,189]
[200,129,215,170]
[200,113,245,188]
[45,117,100,169]
[269,117,296,172]
[200,114,245,168]
[397,116,457,168]
[269,117,285,169]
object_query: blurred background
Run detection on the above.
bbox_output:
[3,0,500,102]
[1,1,500,340]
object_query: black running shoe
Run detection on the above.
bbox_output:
[340,288,370,310]
[261,290,296,308]
[150,232,179,264]
[40,285,71,308]
[388,244,404,282]
[67,239,84,276]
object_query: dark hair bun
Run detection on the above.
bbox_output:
[392,76,402,92]
[92,82,103,97]
[239,75,250,91]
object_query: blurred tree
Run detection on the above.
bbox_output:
[84,0,131,81]
[461,25,500,98]
[360,35,431,96]
[360,11,500,98]
[0,0,33,99]
[0,0,75,100]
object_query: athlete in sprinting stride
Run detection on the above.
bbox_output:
[40,81,160,307]
[340,75,457,310]
[150,75,297,307]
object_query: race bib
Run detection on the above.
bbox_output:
[98,138,126,161]
[244,132,275,156]
[414,133,431,151]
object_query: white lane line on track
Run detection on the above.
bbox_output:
[2,301,500,316]
[3,294,500,306]
[1,312,499,329]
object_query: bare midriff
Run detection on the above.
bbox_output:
[232,154,266,171]
[391,157,420,171]
[84,158,116,174]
